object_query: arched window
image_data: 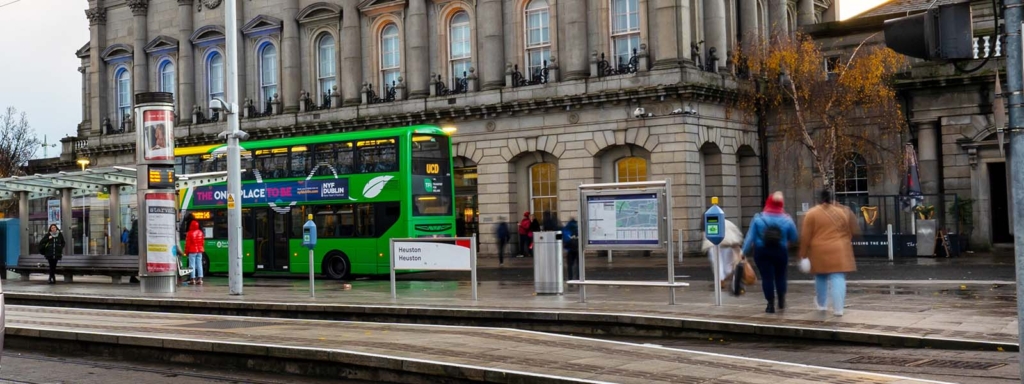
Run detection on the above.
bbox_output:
[529,163,558,215]
[449,12,472,82]
[610,0,640,66]
[380,24,401,93]
[115,67,131,128]
[836,153,868,197]
[317,33,336,104]
[524,0,551,78]
[615,157,648,183]
[158,60,175,98]
[259,43,278,110]
[207,52,225,110]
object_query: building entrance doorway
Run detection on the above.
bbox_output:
[988,162,1012,244]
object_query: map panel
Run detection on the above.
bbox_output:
[585,193,661,247]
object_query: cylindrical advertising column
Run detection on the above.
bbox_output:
[134,92,178,293]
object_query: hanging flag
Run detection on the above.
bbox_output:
[900,143,922,211]
[994,69,1006,158]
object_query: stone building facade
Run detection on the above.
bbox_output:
[64,0,833,255]
[774,0,1009,250]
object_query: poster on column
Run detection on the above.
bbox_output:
[47,200,60,228]
[143,110,174,161]
[144,193,177,273]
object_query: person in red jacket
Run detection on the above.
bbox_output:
[518,212,532,258]
[185,220,205,285]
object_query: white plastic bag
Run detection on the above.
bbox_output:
[799,258,811,274]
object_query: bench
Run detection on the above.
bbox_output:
[14,254,139,284]
[566,280,690,288]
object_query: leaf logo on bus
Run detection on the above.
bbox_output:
[357,175,394,200]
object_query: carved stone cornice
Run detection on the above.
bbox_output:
[85,7,106,26]
[127,0,150,16]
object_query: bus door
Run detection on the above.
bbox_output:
[254,208,291,271]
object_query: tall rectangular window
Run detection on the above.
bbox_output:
[449,12,472,82]
[259,44,278,111]
[208,52,225,112]
[317,34,337,104]
[525,0,551,78]
[380,24,401,93]
[611,0,640,66]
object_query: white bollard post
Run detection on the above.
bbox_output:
[309,249,315,297]
[713,245,722,306]
[887,224,894,262]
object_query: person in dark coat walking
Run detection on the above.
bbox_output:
[39,224,66,284]
[529,214,540,256]
[495,218,510,266]
[542,211,559,231]
[128,220,139,256]
[562,218,579,281]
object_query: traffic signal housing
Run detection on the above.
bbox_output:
[883,2,974,61]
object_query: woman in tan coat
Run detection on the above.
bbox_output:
[799,189,860,316]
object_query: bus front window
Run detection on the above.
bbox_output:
[411,134,453,217]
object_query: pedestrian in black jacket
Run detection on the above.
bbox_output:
[38,224,65,284]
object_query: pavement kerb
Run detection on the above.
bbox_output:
[7,291,1018,352]
[4,325,607,384]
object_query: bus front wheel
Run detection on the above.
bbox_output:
[323,252,350,281]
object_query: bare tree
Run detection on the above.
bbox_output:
[735,33,908,196]
[0,106,40,178]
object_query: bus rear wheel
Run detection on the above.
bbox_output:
[323,252,350,281]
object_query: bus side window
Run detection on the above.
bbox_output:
[355,204,375,237]
[313,144,335,177]
[375,202,400,236]
[241,157,255,180]
[336,143,354,174]
[290,146,308,178]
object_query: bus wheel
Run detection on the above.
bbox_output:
[323,252,350,281]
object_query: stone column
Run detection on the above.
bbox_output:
[341,1,363,105]
[739,0,757,50]
[282,0,300,112]
[563,0,591,78]
[86,5,108,136]
[798,0,815,26]
[61,189,73,257]
[703,0,727,70]
[651,0,678,69]
[109,187,122,255]
[178,0,195,123]
[128,0,149,93]
[477,0,505,89]
[769,0,788,40]
[917,121,940,195]
[406,0,429,98]
[678,0,692,64]
[79,66,89,125]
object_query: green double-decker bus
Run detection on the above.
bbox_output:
[174,125,456,280]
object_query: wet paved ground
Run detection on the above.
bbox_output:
[5,305,948,384]
[5,265,1018,348]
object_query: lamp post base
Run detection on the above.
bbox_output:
[140,275,177,293]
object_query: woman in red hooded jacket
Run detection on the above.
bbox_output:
[185,220,205,285]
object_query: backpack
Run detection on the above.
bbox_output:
[760,215,783,247]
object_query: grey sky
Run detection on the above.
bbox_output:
[0,0,87,159]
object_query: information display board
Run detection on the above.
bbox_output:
[580,188,667,251]
[144,192,178,273]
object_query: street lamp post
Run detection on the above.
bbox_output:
[222,0,246,295]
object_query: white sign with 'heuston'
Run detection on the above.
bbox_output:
[393,241,472,271]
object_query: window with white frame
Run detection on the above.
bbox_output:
[207,52,225,111]
[259,43,278,110]
[529,163,558,216]
[524,0,551,78]
[449,12,472,82]
[836,153,868,196]
[380,24,401,93]
[615,157,648,183]
[158,60,175,98]
[610,0,640,66]
[317,33,336,104]
[115,67,131,128]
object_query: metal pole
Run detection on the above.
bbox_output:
[713,244,722,306]
[308,249,315,297]
[1004,0,1024,377]
[678,228,684,262]
[607,250,612,263]
[471,236,478,301]
[887,224,894,262]
[390,239,397,299]
[578,187,587,303]
[666,181,675,305]
[225,0,243,295]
